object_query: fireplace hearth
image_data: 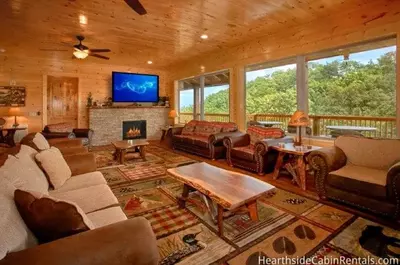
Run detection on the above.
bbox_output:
[122,120,147,140]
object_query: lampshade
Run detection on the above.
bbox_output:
[289,110,310,127]
[8,107,21,117]
[73,49,89,59]
[168,110,178,118]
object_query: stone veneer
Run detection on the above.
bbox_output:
[89,107,169,146]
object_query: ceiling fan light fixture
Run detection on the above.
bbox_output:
[73,49,89,59]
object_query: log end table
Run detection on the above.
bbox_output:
[112,139,149,164]
[271,143,322,190]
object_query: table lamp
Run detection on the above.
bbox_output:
[289,110,310,146]
[8,107,21,128]
[168,110,179,126]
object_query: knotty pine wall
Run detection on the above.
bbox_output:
[0,55,168,132]
[166,0,400,134]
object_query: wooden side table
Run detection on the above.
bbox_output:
[271,144,322,190]
[0,127,27,147]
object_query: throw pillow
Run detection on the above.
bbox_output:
[0,179,37,260]
[32,133,50,151]
[14,189,94,244]
[35,147,71,189]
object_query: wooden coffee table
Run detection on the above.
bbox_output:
[167,162,275,236]
[112,139,149,164]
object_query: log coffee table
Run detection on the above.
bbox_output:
[112,139,149,164]
[167,162,275,236]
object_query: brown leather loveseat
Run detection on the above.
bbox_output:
[172,120,241,159]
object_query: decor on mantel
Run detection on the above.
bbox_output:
[86,92,93,107]
[289,110,310,146]
[0,86,26,106]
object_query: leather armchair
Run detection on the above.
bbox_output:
[42,124,94,148]
[308,135,400,219]
[224,132,293,175]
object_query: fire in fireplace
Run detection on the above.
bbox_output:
[122,120,146,140]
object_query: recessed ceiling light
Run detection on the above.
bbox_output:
[79,14,88,25]
[147,60,153,64]
[0,49,5,53]
[200,34,208,40]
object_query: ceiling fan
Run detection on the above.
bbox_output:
[124,0,147,15]
[72,35,111,60]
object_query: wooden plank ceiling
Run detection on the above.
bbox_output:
[0,0,381,68]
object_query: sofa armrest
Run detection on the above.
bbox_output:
[387,161,400,216]
[59,146,88,156]
[209,131,243,146]
[73,128,93,138]
[308,146,347,199]
[0,217,159,265]
[223,133,250,149]
[64,153,97,176]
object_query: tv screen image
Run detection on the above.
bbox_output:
[112,72,159,102]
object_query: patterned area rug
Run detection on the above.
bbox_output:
[92,145,400,265]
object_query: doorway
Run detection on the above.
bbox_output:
[46,76,79,126]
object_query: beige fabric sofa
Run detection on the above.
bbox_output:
[0,144,159,265]
[308,135,400,219]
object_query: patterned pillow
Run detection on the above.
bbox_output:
[213,122,238,132]
[194,121,221,137]
[182,120,197,136]
[247,126,285,146]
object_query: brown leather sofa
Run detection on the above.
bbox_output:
[224,126,293,175]
[308,135,400,219]
[172,120,241,159]
[42,123,94,148]
[0,144,159,265]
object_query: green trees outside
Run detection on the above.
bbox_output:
[180,51,396,117]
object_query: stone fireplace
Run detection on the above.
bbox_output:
[122,120,147,140]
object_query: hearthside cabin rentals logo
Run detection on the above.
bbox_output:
[253,255,399,265]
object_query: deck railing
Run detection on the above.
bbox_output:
[180,112,397,138]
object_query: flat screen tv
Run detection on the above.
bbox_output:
[112,72,159,103]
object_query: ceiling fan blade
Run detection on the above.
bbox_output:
[90,53,110,60]
[89,49,111,53]
[124,0,147,15]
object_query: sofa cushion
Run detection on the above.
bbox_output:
[194,120,221,137]
[49,184,119,213]
[1,153,50,195]
[35,147,72,189]
[32,133,50,151]
[15,145,49,193]
[231,146,255,161]
[0,178,38,260]
[87,206,127,228]
[335,136,400,170]
[46,123,74,133]
[330,165,387,186]
[328,168,387,199]
[247,126,285,146]
[181,120,197,136]
[190,136,209,148]
[14,189,94,244]
[54,171,107,193]
[214,122,238,132]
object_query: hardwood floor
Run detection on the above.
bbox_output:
[151,140,400,229]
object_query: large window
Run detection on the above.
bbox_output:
[245,61,297,129]
[308,38,397,138]
[178,70,230,123]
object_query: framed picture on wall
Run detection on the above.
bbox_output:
[0,86,26,106]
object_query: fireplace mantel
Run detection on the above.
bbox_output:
[89,107,169,146]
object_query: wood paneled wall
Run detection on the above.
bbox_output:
[166,0,400,130]
[0,55,168,132]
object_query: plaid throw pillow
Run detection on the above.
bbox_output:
[247,126,285,146]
